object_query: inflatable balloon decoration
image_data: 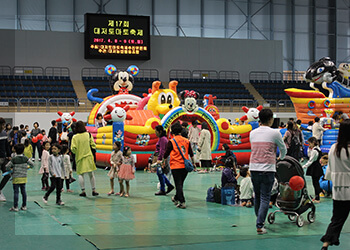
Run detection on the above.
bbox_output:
[147,80,180,117]
[104,104,133,149]
[56,111,77,130]
[105,64,139,95]
[289,175,305,191]
[240,105,263,122]
[320,108,335,129]
[179,90,200,115]
[204,94,220,120]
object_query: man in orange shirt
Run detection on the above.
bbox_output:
[163,122,194,209]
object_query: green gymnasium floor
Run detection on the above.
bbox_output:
[0,162,349,250]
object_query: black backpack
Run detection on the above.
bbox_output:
[213,185,222,204]
[288,132,302,159]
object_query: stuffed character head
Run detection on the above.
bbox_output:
[56,111,77,125]
[240,105,263,122]
[304,57,338,84]
[179,90,200,114]
[147,80,180,116]
[104,104,133,122]
[105,64,139,95]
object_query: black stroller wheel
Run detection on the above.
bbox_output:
[267,212,275,224]
[307,211,316,223]
[296,215,304,227]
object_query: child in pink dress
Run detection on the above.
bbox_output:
[117,146,135,197]
[38,141,50,190]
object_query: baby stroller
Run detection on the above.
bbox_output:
[267,156,316,227]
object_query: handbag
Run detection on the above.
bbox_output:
[173,138,194,172]
[68,175,76,184]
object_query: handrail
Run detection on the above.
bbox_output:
[249,71,270,81]
[219,70,240,80]
[169,69,192,79]
[45,67,70,77]
[13,66,44,76]
[192,70,218,79]
[0,66,12,75]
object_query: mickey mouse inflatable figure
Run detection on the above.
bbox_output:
[179,90,200,114]
[105,64,139,95]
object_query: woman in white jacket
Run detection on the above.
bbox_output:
[321,119,350,250]
[197,122,212,172]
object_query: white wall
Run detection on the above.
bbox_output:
[0,29,283,82]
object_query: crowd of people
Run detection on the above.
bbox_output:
[0,109,349,249]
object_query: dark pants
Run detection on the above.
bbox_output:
[13,184,26,208]
[31,141,42,159]
[311,175,323,200]
[0,158,10,191]
[251,171,275,229]
[41,172,49,189]
[321,200,350,246]
[44,177,63,203]
[172,168,188,203]
[65,179,70,190]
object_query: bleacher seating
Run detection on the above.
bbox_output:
[0,75,77,100]
[169,78,254,100]
[250,80,314,100]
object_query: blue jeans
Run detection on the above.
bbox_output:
[251,171,275,229]
[157,167,172,192]
[13,184,27,208]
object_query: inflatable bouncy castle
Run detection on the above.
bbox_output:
[85,65,262,168]
[285,57,349,153]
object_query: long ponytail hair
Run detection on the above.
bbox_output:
[335,119,350,158]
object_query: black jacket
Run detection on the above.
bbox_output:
[0,130,11,158]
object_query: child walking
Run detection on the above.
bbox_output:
[62,145,73,193]
[38,141,50,191]
[108,141,123,195]
[6,144,34,211]
[43,143,65,205]
[118,146,135,197]
[23,139,33,160]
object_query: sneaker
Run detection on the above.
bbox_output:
[56,201,65,206]
[9,207,19,212]
[67,189,74,193]
[166,185,174,194]
[92,191,99,196]
[176,202,186,209]
[0,191,6,201]
[171,196,179,205]
[155,191,166,196]
[79,192,87,197]
[20,206,27,211]
[38,158,41,161]
[320,193,325,198]
[257,227,267,235]
[42,196,48,204]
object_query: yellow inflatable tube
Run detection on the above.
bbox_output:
[124,117,161,135]
[96,144,113,151]
[216,118,253,134]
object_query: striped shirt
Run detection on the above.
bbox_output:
[249,126,287,172]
